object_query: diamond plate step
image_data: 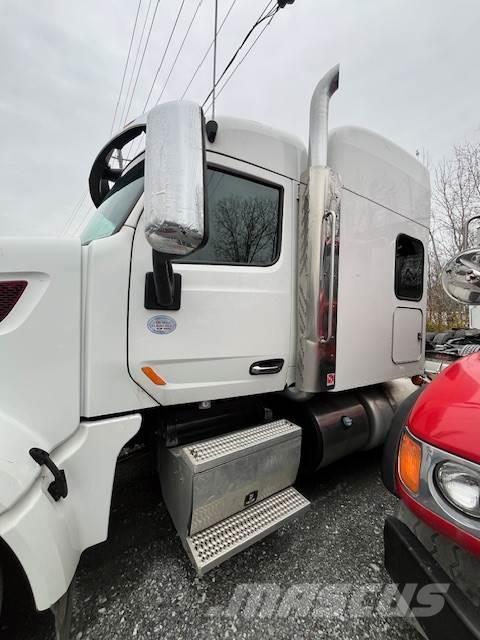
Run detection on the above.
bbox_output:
[183,419,301,472]
[185,486,310,575]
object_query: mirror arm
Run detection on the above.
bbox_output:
[153,251,174,306]
[144,251,182,311]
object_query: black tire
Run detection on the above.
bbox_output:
[397,502,480,608]
[381,387,424,495]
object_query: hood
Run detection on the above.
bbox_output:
[0,237,81,512]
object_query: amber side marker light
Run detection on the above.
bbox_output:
[142,367,166,386]
[398,432,422,494]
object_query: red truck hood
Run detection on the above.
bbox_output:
[408,353,480,464]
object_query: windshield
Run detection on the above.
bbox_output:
[81,160,144,245]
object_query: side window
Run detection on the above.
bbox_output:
[180,167,282,266]
[395,234,425,301]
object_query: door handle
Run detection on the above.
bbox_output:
[250,359,284,375]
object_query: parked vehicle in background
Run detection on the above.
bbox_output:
[383,234,480,640]
[424,327,480,378]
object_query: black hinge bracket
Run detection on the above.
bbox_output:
[29,448,68,501]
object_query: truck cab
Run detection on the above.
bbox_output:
[0,65,431,635]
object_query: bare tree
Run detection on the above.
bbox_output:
[213,195,278,263]
[427,140,480,330]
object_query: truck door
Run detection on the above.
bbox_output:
[128,155,294,406]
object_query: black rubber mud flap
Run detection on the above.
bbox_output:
[51,577,74,640]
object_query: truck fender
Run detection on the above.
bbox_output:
[0,414,141,611]
[381,387,424,496]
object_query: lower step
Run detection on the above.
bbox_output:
[185,486,310,576]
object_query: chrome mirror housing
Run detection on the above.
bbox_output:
[442,249,480,305]
[144,100,207,257]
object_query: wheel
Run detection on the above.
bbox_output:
[396,502,480,607]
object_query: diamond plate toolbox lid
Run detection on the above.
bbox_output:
[180,419,301,473]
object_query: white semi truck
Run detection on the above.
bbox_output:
[0,65,430,637]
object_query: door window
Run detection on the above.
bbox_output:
[180,167,282,266]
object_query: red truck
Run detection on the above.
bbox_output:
[383,240,480,639]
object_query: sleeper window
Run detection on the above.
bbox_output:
[395,234,424,301]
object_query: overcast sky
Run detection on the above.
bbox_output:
[1,0,480,236]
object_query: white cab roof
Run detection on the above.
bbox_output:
[206,116,308,180]
[328,126,430,228]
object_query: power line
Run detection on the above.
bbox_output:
[202,0,278,108]
[180,0,238,100]
[63,190,88,235]
[118,0,154,127]
[141,0,188,114]
[127,0,205,161]
[71,0,143,227]
[110,0,143,135]
[123,0,163,124]
[204,7,276,113]
[155,0,205,105]
[72,203,94,236]
[127,0,275,160]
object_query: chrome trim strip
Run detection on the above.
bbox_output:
[296,168,341,393]
[322,209,337,343]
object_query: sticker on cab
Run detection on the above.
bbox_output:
[147,315,177,335]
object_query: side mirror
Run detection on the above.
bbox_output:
[442,249,480,305]
[144,100,207,256]
[143,101,207,309]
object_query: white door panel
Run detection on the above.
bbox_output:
[128,156,293,406]
[392,307,423,364]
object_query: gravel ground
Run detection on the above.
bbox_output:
[2,448,418,640]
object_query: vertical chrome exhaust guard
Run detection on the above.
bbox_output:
[296,65,341,394]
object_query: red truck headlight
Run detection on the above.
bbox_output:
[436,462,480,519]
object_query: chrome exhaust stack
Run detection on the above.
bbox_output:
[296,65,341,395]
[308,64,340,167]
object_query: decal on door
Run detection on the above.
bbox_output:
[326,373,336,387]
[147,315,177,335]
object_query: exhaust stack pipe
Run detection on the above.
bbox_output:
[308,64,340,167]
[296,64,341,395]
